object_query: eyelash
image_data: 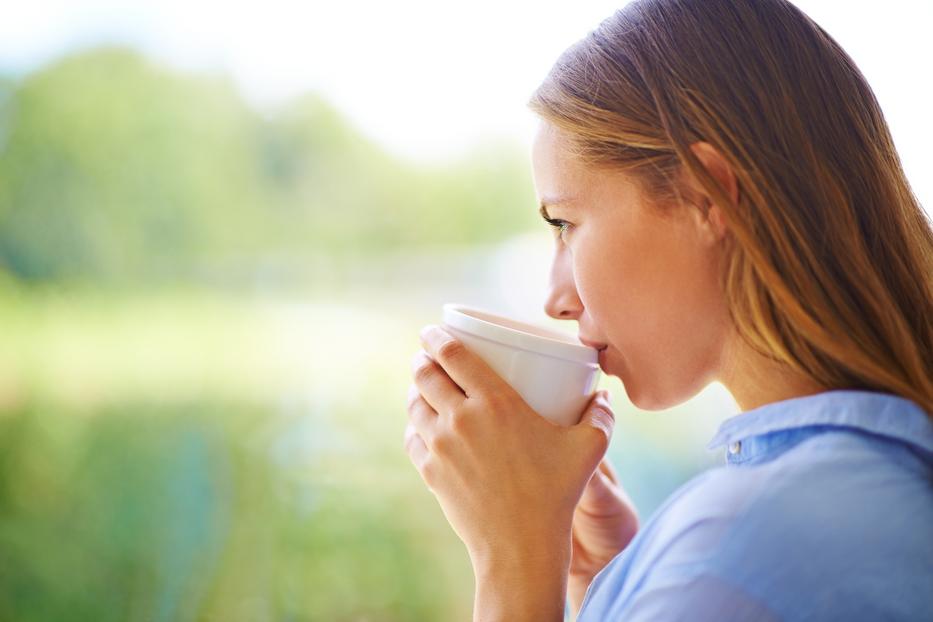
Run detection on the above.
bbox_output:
[544,217,572,238]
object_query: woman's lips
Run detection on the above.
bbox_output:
[578,336,608,350]
[577,336,609,370]
[598,347,609,371]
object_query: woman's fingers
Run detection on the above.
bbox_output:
[404,422,433,488]
[404,381,435,480]
[411,349,465,415]
[407,382,439,447]
[418,325,510,400]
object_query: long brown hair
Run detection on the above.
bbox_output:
[528,0,933,416]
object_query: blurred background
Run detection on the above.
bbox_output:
[0,1,930,620]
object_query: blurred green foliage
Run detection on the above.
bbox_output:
[0,399,474,621]
[0,47,537,286]
[0,283,483,621]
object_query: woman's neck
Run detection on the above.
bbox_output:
[718,328,826,412]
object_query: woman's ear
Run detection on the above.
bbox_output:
[685,141,738,244]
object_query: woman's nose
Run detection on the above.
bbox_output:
[543,249,583,320]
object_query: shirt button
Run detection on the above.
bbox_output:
[728,441,742,455]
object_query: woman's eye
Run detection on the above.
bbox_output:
[545,217,572,240]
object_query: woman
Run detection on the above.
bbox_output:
[405,0,933,619]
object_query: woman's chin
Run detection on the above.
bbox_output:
[604,349,671,410]
[623,385,674,411]
[599,354,664,410]
[623,376,707,412]
[608,356,672,411]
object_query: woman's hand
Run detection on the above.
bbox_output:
[567,456,640,615]
[404,325,615,582]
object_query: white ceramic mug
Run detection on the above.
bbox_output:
[441,302,601,427]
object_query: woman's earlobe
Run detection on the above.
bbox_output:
[707,202,729,242]
[687,197,730,247]
[684,196,727,247]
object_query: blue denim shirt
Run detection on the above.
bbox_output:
[576,389,933,621]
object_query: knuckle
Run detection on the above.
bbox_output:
[420,458,439,488]
[448,407,472,434]
[593,404,615,428]
[484,391,508,412]
[432,431,453,457]
[406,384,420,410]
[437,338,466,362]
[591,407,614,435]
[587,415,613,453]
[411,399,433,424]
[403,427,416,453]
[413,359,435,384]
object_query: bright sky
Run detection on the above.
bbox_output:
[0,0,930,209]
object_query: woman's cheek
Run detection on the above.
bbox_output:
[576,231,627,307]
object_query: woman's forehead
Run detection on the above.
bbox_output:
[531,121,571,159]
[533,128,643,208]
[532,125,588,191]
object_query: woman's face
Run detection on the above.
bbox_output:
[531,121,731,410]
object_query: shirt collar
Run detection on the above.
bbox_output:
[707,389,933,458]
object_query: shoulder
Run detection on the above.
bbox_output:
[675,427,933,567]
[580,428,933,621]
[632,431,933,620]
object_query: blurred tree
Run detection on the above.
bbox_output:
[0,48,268,284]
[0,47,538,287]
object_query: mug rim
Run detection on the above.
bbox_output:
[442,302,598,365]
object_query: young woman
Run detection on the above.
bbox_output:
[405,0,933,619]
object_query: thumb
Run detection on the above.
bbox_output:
[574,390,614,453]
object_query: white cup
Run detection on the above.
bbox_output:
[441,302,601,427]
